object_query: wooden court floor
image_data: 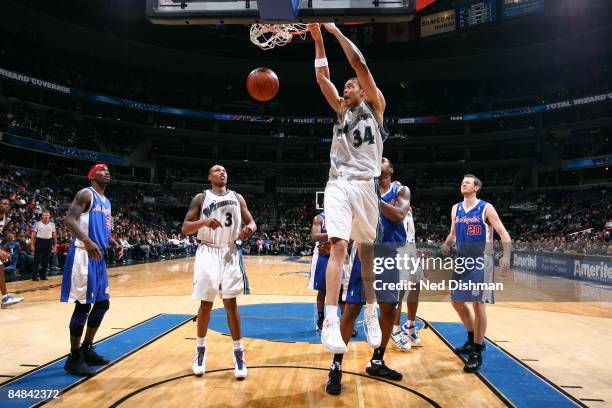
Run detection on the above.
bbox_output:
[1,256,611,407]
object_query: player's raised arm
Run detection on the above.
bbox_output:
[321,23,386,118]
[237,194,257,241]
[311,215,328,242]
[64,188,101,260]
[441,204,458,256]
[379,186,410,224]
[181,193,221,235]
[308,23,343,115]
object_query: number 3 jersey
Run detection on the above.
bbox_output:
[329,100,387,180]
[197,189,242,245]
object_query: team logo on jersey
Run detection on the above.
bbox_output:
[202,199,238,218]
[456,216,481,224]
[92,204,112,215]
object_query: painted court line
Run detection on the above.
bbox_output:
[0,313,193,408]
[429,322,585,408]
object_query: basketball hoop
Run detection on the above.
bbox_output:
[250,23,308,50]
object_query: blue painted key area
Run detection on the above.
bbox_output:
[209,302,424,344]
[0,314,193,408]
[430,322,582,408]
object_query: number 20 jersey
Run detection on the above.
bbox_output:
[329,100,386,179]
[197,189,242,245]
[454,199,492,256]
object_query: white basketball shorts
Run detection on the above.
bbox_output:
[192,244,249,302]
[324,176,380,243]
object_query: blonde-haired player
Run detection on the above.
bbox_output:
[442,174,511,372]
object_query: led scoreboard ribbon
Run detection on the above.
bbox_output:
[458,0,496,29]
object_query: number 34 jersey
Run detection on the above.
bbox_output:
[197,189,242,245]
[329,100,387,180]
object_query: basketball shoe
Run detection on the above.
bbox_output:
[1,294,24,309]
[81,343,109,365]
[321,318,348,354]
[391,330,411,352]
[64,349,93,377]
[363,309,382,348]
[401,322,422,347]
[366,360,402,381]
[192,346,206,376]
[233,349,247,380]
[325,362,342,395]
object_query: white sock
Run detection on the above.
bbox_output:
[366,303,376,315]
[393,325,401,334]
[406,320,416,333]
[233,339,243,350]
[196,336,206,347]
[325,305,339,321]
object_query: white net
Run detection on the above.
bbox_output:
[250,23,309,50]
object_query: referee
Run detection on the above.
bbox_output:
[31,211,57,281]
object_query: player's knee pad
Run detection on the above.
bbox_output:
[87,300,110,328]
[69,302,92,337]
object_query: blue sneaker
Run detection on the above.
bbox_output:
[233,349,247,380]
[391,330,411,351]
[1,294,24,309]
[192,346,206,376]
[401,323,422,347]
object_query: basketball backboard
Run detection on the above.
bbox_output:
[146,0,416,25]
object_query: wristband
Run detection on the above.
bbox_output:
[315,58,328,68]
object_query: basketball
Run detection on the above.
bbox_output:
[246,67,279,102]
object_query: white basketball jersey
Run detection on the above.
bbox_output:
[197,190,242,245]
[313,213,328,254]
[329,101,386,179]
[0,214,6,234]
[404,211,416,243]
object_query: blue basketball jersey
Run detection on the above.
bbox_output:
[380,183,407,243]
[73,187,112,250]
[454,199,491,256]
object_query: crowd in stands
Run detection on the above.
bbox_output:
[0,164,198,281]
[0,97,141,155]
[510,188,612,254]
[1,161,610,282]
[546,129,611,160]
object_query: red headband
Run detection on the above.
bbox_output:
[88,164,108,181]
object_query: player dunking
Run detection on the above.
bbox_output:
[326,158,407,394]
[181,164,256,380]
[442,174,511,372]
[61,164,124,376]
[308,23,386,358]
